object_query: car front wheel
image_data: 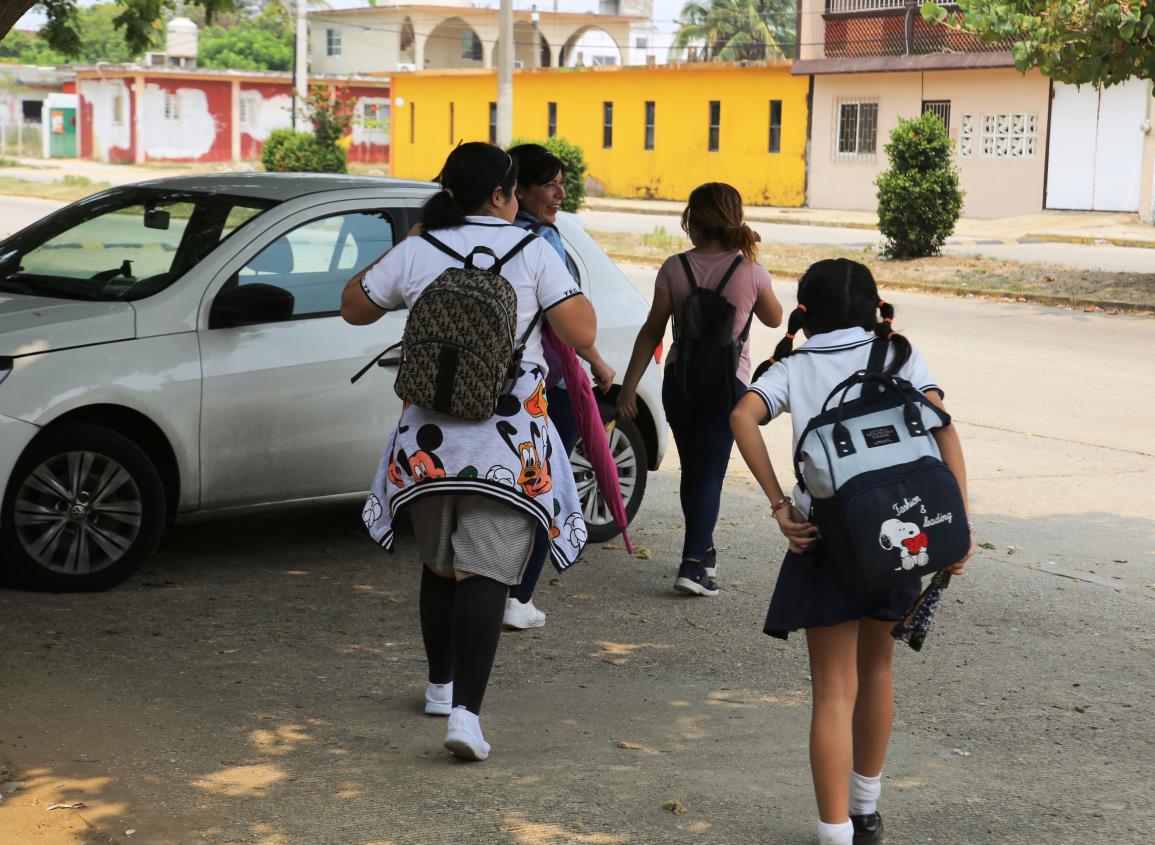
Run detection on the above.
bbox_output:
[571,415,648,544]
[1,424,167,591]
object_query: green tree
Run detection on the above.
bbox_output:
[0,0,233,58]
[672,0,796,61]
[875,112,964,259]
[0,2,162,63]
[922,0,1154,85]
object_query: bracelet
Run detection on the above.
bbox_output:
[771,496,792,514]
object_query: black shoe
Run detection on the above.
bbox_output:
[674,560,719,597]
[703,547,717,578]
[851,812,883,843]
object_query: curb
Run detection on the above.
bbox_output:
[585,200,880,231]
[1022,232,1155,251]
[606,253,1155,315]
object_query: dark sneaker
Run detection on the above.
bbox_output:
[851,812,883,843]
[703,547,718,578]
[674,560,719,597]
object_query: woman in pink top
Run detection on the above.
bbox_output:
[618,183,783,596]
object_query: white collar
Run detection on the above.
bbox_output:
[797,326,874,352]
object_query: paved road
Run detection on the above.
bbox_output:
[579,209,1155,273]
[2,257,1152,843]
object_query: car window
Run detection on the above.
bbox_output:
[236,210,395,319]
[0,189,274,302]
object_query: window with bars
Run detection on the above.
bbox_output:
[644,101,655,150]
[163,92,181,122]
[769,99,782,153]
[835,100,878,160]
[979,113,1038,158]
[449,102,455,144]
[922,100,951,129]
[112,94,125,127]
[462,31,483,61]
[603,101,613,149]
[239,93,259,130]
[708,100,720,152]
[547,102,557,138]
[326,28,342,57]
[488,102,497,145]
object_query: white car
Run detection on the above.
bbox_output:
[0,175,666,591]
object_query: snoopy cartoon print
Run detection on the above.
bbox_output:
[879,518,930,571]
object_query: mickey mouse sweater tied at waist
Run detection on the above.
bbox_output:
[363,365,587,572]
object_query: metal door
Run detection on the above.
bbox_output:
[49,108,77,158]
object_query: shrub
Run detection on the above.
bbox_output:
[875,112,964,259]
[509,136,587,212]
[260,128,347,174]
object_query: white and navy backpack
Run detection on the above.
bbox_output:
[794,339,970,591]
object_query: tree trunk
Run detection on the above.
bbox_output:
[0,1,39,42]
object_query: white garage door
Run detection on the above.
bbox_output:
[1046,79,1148,212]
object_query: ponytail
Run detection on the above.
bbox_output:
[771,303,807,364]
[420,142,518,232]
[873,298,912,375]
[724,223,760,263]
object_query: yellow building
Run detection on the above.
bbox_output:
[391,62,809,207]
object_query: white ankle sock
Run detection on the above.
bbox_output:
[850,770,882,816]
[816,819,854,845]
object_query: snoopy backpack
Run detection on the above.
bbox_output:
[794,339,971,592]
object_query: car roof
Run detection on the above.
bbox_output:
[129,173,438,202]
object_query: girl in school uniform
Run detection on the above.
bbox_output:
[729,258,975,845]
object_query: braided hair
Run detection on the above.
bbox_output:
[769,258,911,374]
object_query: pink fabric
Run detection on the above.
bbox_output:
[656,251,773,384]
[545,325,633,552]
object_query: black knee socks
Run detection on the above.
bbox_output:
[451,575,508,715]
[419,565,456,685]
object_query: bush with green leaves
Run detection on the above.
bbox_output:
[260,129,347,174]
[508,137,587,212]
[875,112,964,259]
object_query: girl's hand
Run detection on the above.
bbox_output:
[617,387,638,420]
[774,506,816,554]
[948,532,977,576]
[589,357,616,394]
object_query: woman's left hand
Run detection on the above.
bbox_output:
[590,358,616,394]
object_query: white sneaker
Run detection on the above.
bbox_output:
[444,706,490,761]
[503,597,546,630]
[424,681,453,716]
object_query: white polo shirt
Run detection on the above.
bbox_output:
[360,216,582,372]
[748,326,942,512]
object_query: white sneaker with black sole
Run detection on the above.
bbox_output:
[444,706,490,761]
[424,681,453,716]
[503,597,546,630]
[674,560,720,597]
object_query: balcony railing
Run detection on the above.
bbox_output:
[826,0,946,14]
[824,11,1009,57]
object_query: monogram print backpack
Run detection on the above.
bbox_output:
[392,231,540,421]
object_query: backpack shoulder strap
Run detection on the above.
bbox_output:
[500,233,539,267]
[420,232,467,264]
[865,335,889,374]
[714,254,746,296]
[676,253,700,291]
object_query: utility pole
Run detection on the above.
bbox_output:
[496,0,514,148]
[294,0,309,128]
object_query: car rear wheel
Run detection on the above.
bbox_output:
[1,424,166,591]
[571,415,648,544]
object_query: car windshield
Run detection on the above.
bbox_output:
[0,187,276,302]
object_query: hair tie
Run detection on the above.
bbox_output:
[443,187,455,199]
[797,304,808,313]
[887,331,896,340]
[883,316,893,324]
[785,332,795,340]
[878,299,887,308]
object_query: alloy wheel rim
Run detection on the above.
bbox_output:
[572,425,638,527]
[12,451,143,575]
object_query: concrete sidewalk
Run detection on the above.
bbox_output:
[584,196,1155,250]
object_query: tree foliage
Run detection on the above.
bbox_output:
[923,0,1155,85]
[261,86,354,174]
[0,3,156,64]
[672,0,796,61]
[198,5,293,71]
[875,113,964,259]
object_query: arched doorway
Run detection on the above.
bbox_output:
[425,17,485,69]
[399,17,416,65]
[559,26,623,67]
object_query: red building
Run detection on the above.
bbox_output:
[73,67,390,166]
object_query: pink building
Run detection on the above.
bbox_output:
[73,67,391,166]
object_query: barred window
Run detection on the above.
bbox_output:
[547,102,557,138]
[922,100,951,129]
[708,100,721,152]
[644,101,655,151]
[835,99,878,160]
[163,92,181,122]
[769,99,782,154]
[603,101,613,149]
[326,28,342,57]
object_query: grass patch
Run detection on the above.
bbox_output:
[0,176,112,203]
[588,229,1155,311]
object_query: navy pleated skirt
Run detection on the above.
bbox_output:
[764,539,922,640]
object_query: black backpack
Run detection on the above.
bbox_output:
[352,231,539,421]
[672,253,751,403]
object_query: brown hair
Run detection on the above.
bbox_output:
[680,182,760,262]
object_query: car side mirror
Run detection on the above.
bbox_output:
[210,282,295,328]
[144,209,171,230]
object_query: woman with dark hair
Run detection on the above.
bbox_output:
[617,182,783,597]
[502,143,616,631]
[340,142,596,762]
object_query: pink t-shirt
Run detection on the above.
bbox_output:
[655,250,773,384]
